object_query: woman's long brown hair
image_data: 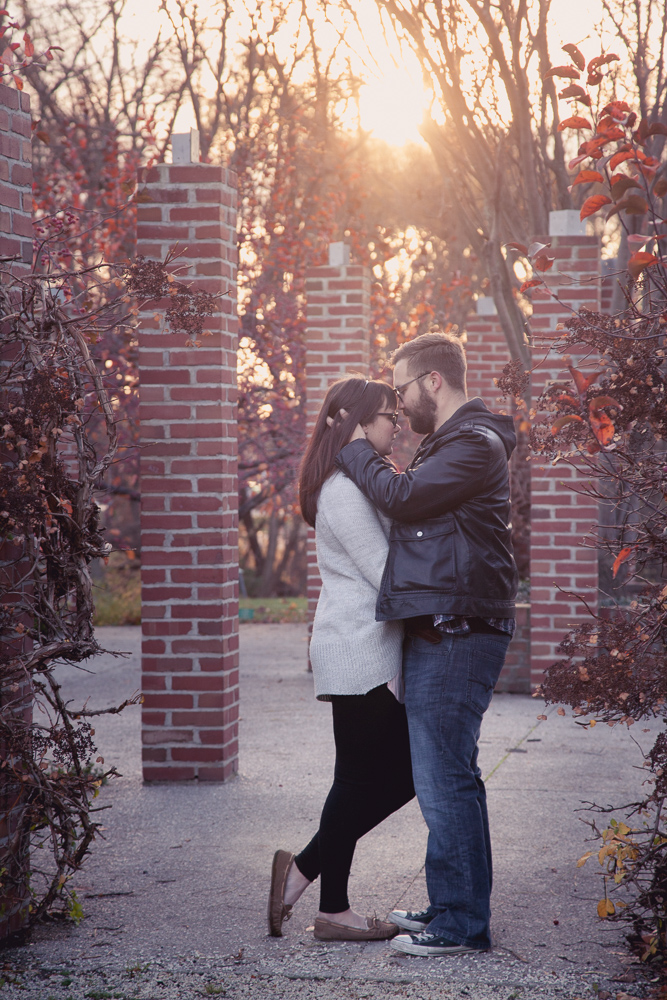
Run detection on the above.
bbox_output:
[298,376,396,527]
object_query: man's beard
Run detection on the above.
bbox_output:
[403,383,437,436]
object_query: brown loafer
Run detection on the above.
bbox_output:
[268,849,295,937]
[313,916,399,941]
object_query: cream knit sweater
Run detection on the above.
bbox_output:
[309,471,404,699]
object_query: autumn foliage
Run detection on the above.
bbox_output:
[501,41,667,968]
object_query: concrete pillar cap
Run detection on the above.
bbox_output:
[328,242,350,266]
[549,210,587,237]
[476,295,497,316]
[172,129,200,164]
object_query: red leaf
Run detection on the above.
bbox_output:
[628,251,659,279]
[610,175,642,200]
[558,115,593,132]
[589,396,621,410]
[612,547,633,578]
[578,137,608,157]
[580,195,611,220]
[12,73,22,89]
[559,84,591,106]
[568,366,599,395]
[571,169,604,186]
[587,71,603,87]
[595,126,625,141]
[562,43,586,71]
[543,65,581,80]
[552,414,583,435]
[519,279,543,293]
[600,99,631,119]
[567,154,588,171]
[527,241,551,258]
[589,409,614,445]
[533,253,555,272]
[504,241,528,253]
[609,150,636,170]
[607,194,649,220]
[22,31,33,57]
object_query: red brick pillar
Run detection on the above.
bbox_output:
[529,211,600,689]
[304,243,371,634]
[0,82,32,266]
[136,138,239,781]
[464,297,512,407]
[0,81,33,942]
[464,298,531,693]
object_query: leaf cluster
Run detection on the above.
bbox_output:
[498,40,667,968]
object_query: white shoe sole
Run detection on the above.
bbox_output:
[390,936,479,956]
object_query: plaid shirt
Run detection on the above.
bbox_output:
[433,614,516,637]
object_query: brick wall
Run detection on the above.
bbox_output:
[136,158,239,781]
[0,82,33,941]
[495,604,530,692]
[529,212,600,688]
[0,82,32,269]
[304,245,371,632]
[464,298,511,407]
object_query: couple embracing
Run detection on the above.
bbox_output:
[268,331,518,957]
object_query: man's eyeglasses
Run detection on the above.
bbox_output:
[376,411,399,427]
[394,371,430,400]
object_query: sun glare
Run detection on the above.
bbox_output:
[121,0,608,152]
[358,71,429,147]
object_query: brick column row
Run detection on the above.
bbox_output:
[303,216,602,692]
[137,155,239,781]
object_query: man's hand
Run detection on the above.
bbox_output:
[326,408,366,441]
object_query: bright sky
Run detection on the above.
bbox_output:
[122,0,607,148]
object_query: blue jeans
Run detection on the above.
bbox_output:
[403,629,511,949]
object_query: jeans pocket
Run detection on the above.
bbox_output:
[465,635,510,714]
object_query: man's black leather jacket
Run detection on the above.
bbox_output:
[335,399,518,622]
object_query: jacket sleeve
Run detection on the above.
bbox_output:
[335,435,491,522]
[318,475,389,592]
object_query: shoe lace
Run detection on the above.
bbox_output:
[413,931,435,943]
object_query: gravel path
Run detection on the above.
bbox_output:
[1,625,655,1000]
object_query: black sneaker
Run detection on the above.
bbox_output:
[388,908,433,932]
[390,931,482,956]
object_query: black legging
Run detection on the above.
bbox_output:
[294,683,415,913]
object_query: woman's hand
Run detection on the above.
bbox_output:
[326,409,366,441]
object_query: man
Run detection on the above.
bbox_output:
[335,331,518,956]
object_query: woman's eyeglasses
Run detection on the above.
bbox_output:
[376,411,399,427]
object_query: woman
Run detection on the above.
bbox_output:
[268,376,415,942]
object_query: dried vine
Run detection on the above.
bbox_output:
[0,237,223,931]
[499,42,667,971]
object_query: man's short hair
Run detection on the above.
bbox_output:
[391,331,467,394]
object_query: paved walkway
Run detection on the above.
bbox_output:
[2,625,654,999]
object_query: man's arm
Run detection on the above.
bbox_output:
[335,436,491,522]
